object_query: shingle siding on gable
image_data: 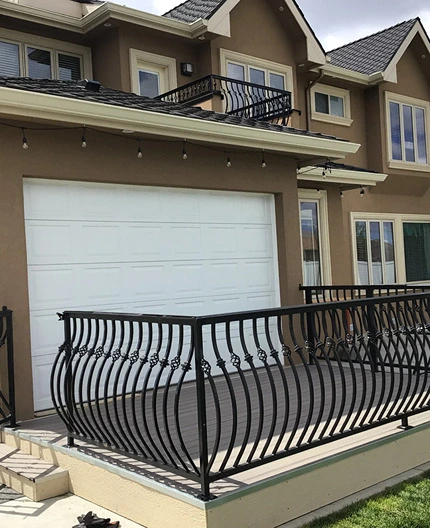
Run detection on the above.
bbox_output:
[163,0,225,23]
[327,18,418,75]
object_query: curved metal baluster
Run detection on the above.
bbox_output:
[151,324,179,468]
[269,315,291,455]
[161,325,192,473]
[139,322,167,464]
[412,298,430,409]
[173,327,198,474]
[256,317,279,459]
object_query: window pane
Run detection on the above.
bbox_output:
[415,107,427,164]
[370,222,383,285]
[330,95,344,117]
[227,62,245,81]
[383,222,396,283]
[390,102,402,160]
[0,41,20,77]
[355,221,369,285]
[315,92,329,114]
[27,47,51,79]
[249,67,265,86]
[403,104,415,162]
[58,54,81,81]
[269,72,284,90]
[138,70,159,98]
[300,202,321,286]
[403,223,430,282]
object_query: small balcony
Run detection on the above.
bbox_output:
[157,74,293,125]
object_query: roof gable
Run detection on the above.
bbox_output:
[327,18,421,78]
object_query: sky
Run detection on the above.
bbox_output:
[113,0,430,50]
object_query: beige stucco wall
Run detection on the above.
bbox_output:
[0,125,303,420]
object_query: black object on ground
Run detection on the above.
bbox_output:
[73,511,120,528]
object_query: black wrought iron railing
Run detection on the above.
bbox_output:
[157,74,293,125]
[0,307,16,427]
[52,293,430,501]
[300,284,430,304]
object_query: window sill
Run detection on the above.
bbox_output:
[311,112,353,127]
[388,160,430,173]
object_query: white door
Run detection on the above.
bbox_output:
[24,179,280,411]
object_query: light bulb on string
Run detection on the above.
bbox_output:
[81,126,87,148]
[261,150,267,168]
[22,128,28,149]
[360,186,365,197]
[137,144,143,159]
[226,155,232,168]
[340,189,344,198]
[182,140,188,160]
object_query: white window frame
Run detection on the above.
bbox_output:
[219,48,294,104]
[310,84,352,126]
[351,212,430,284]
[0,28,92,79]
[298,189,332,286]
[129,49,177,96]
[386,91,430,173]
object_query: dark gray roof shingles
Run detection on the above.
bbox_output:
[0,76,343,141]
[163,0,225,23]
[327,18,418,75]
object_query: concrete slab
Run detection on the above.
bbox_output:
[0,493,145,527]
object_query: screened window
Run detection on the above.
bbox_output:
[403,223,430,281]
[138,70,160,98]
[389,101,427,164]
[354,220,396,285]
[0,37,83,80]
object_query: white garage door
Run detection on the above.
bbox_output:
[24,179,280,411]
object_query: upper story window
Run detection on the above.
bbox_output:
[0,29,92,80]
[220,49,293,97]
[310,84,352,126]
[130,49,177,98]
[386,92,429,172]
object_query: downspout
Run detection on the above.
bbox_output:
[305,68,324,131]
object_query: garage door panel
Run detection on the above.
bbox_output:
[24,179,280,411]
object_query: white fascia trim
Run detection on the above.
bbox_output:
[205,0,241,37]
[0,87,359,158]
[318,64,371,85]
[297,166,387,186]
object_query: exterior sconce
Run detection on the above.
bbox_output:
[181,62,194,77]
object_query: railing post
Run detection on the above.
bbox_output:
[365,289,379,373]
[193,319,211,500]
[4,307,16,428]
[63,313,75,448]
[303,289,316,365]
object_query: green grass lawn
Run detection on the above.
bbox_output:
[303,470,430,528]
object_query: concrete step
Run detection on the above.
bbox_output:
[0,443,69,501]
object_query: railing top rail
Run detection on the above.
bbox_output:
[157,74,292,100]
[299,284,430,291]
[63,291,430,326]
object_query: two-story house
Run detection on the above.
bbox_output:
[0,0,429,427]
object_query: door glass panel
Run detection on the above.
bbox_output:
[138,70,160,98]
[0,41,20,77]
[269,73,284,90]
[390,102,402,160]
[370,222,383,285]
[315,92,329,114]
[330,95,344,117]
[355,221,369,285]
[227,62,245,81]
[27,47,51,79]
[58,54,81,81]
[403,104,415,162]
[300,202,321,286]
[249,67,265,86]
[383,222,396,283]
[403,223,430,281]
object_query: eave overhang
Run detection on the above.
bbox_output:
[0,87,359,160]
[297,165,387,186]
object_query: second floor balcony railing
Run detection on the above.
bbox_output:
[157,74,293,125]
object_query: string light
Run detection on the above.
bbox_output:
[137,143,143,159]
[340,189,344,198]
[22,128,28,149]
[360,186,365,197]
[81,126,87,148]
[261,150,267,168]
[182,140,188,160]
[226,155,232,168]
[317,188,321,194]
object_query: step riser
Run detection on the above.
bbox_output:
[0,466,68,501]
